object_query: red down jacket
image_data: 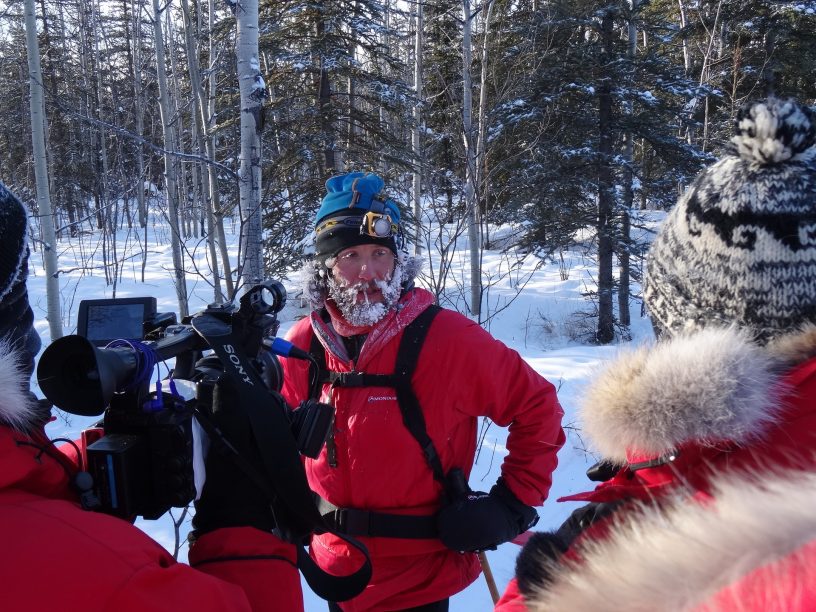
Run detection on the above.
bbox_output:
[497,325,816,611]
[281,287,565,611]
[0,351,301,611]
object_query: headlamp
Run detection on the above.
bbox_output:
[315,213,399,239]
[360,211,397,238]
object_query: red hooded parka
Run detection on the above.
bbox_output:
[0,346,302,612]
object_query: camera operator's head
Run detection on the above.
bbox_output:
[0,182,42,429]
[304,172,420,327]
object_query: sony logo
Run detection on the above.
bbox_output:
[224,344,254,386]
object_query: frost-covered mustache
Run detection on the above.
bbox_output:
[326,264,403,326]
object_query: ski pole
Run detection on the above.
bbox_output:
[479,551,500,604]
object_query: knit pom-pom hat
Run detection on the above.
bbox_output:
[644,98,816,342]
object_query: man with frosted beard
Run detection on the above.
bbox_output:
[280,172,565,612]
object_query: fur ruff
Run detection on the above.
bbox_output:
[577,326,810,461]
[0,341,37,430]
[527,470,816,611]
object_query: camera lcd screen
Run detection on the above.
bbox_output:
[85,304,146,342]
[77,297,157,346]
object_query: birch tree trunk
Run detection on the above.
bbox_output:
[475,0,494,242]
[152,0,189,317]
[236,0,264,288]
[165,10,191,240]
[412,0,424,256]
[24,0,63,339]
[210,0,234,299]
[127,0,148,230]
[93,0,118,290]
[180,0,225,302]
[462,0,481,318]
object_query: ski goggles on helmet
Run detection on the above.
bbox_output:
[315,211,399,239]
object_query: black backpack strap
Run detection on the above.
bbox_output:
[309,330,327,381]
[392,305,446,484]
[316,495,438,539]
[308,320,397,388]
[307,304,451,541]
[310,304,445,483]
[327,371,396,387]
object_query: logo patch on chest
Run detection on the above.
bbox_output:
[368,394,397,403]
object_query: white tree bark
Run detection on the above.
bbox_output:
[210,0,234,300]
[475,0,494,232]
[180,0,225,302]
[152,0,189,317]
[236,0,264,289]
[462,0,481,317]
[130,0,148,230]
[24,0,63,339]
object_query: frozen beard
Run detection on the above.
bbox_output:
[326,259,404,327]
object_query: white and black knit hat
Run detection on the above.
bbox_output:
[644,98,816,342]
[0,182,41,380]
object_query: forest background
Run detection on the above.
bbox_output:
[4,0,816,345]
[3,0,816,608]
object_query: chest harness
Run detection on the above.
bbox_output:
[309,304,452,539]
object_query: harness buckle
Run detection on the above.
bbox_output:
[329,371,366,387]
[333,508,371,535]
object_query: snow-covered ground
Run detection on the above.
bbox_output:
[27,203,663,610]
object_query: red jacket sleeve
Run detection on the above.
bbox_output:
[438,312,565,506]
[188,526,303,611]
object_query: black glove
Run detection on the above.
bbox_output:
[191,375,277,539]
[515,531,569,596]
[514,501,623,594]
[437,478,539,552]
[554,500,622,548]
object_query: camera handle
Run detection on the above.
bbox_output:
[191,312,372,603]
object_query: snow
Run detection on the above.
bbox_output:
[25,202,664,610]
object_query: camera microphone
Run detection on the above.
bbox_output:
[265,337,313,362]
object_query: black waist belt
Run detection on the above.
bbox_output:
[317,496,438,539]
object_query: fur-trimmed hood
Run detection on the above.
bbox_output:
[0,341,38,431]
[527,469,816,611]
[580,325,816,462]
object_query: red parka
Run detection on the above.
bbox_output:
[497,325,816,611]
[560,325,816,507]
[0,348,302,612]
[514,469,816,611]
[281,287,565,611]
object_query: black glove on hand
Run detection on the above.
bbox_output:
[191,376,277,539]
[554,500,622,548]
[437,478,539,552]
[515,531,569,596]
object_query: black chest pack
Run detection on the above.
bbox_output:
[309,304,463,539]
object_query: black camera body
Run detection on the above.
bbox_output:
[38,281,332,521]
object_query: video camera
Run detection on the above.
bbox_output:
[37,281,333,520]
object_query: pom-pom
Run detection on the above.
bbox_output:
[732,98,816,165]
